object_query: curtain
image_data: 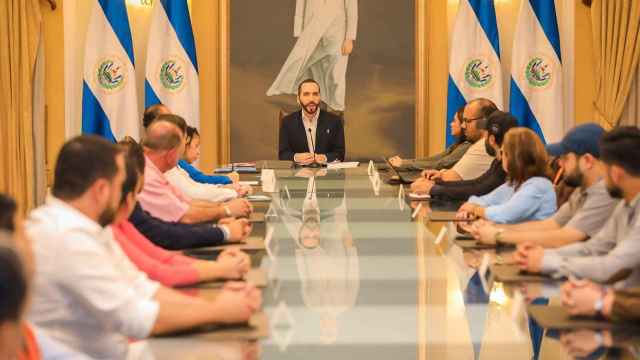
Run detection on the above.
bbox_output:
[620,69,640,126]
[33,23,46,206]
[0,0,42,211]
[591,0,640,129]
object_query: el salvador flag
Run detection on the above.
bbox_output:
[145,0,199,129]
[509,0,563,143]
[82,0,139,142]
[446,0,503,146]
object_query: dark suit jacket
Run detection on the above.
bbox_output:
[278,110,346,162]
[129,203,225,250]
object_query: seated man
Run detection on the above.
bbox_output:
[421,98,498,181]
[0,194,90,360]
[119,137,250,250]
[165,126,250,202]
[144,104,235,185]
[279,79,346,164]
[115,140,251,287]
[27,136,261,359]
[473,123,618,247]
[138,115,252,224]
[517,127,640,287]
[389,105,472,171]
[410,110,517,200]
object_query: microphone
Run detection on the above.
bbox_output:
[307,127,321,168]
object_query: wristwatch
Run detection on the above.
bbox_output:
[594,288,608,316]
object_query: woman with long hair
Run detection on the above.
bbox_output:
[458,127,557,224]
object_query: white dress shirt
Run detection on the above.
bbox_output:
[165,165,238,202]
[302,110,320,153]
[27,196,160,359]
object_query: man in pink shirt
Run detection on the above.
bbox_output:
[138,115,252,224]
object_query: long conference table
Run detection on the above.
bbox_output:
[146,164,639,360]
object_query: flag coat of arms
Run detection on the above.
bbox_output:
[82,0,139,142]
[446,0,503,145]
[145,0,200,128]
[509,0,563,143]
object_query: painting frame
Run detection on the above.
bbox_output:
[213,0,430,162]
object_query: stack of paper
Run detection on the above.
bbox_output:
[327,161,359,170]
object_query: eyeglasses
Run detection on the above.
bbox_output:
[461,116,483,124]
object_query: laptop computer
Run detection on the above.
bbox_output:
[382,157,422,184]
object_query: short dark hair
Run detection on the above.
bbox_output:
[297,79,320,96]
[502,127,550,188]
[0,194,16,232]
[600,126,640,176]
[118,138,146,204]
[0,231,27,324]
[186,126,200,145]
[143,104,168,129]
[52,136,122,201]
[485,111,518,146]
[468,98,498,129]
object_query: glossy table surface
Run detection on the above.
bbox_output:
[147,165,639,360]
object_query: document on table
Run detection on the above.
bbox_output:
[327,161,359,170]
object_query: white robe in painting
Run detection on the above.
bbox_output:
[267,0,358,111]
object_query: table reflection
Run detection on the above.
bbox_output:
[277,175,360,344]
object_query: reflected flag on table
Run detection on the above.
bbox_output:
[446,0,503,146]
[509,0,564,143]
[82,0,139,142]
[145,0,199,128]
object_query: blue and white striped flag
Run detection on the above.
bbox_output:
[145,0,199,128]
[509,0,563,143]
[446,0,503,146]
[82,0,139,142]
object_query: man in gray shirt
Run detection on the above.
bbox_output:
[516,127,640,288]
[474,123,618,247]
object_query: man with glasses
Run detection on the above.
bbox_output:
[422,98,497,181]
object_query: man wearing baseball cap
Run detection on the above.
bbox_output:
[474,123,618,247]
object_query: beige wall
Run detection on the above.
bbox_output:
[575,1,596,125]
[43,0,597,167]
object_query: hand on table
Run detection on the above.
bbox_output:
[217,249,251,279]
[225,198,253,217]
[223,218,252,242]
[213,282,262,323]
[294,153,315,165]
[410,178,434,194]
[389,156,403,167]
[421,169,441,180]
[514,242,544,273]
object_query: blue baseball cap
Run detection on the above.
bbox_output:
[546,123,605,158]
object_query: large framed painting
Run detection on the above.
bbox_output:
[227,0,418,161]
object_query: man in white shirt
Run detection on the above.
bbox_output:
[164,165,239,202]
[27,136,261,359]
[422,98,498,181]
